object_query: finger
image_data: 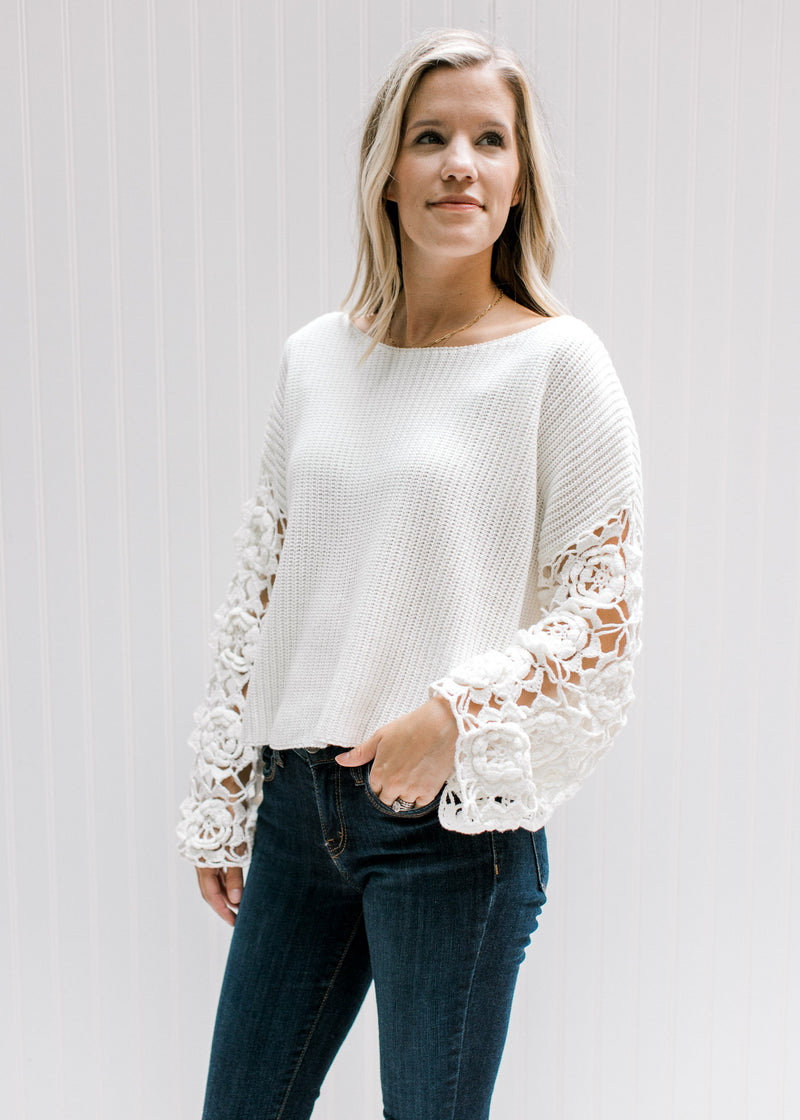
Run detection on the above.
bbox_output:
[196,868,236,927]
[335,738,377,766]
[374,782,412,807]
[226,866,244,905]
[209,887,236,927]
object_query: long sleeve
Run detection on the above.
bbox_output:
[430,326,643,833]
[176,354,288,866]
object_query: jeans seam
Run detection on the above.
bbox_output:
[447,837,497,1120]
[274,913,365,1120]
[309,762,361,893]
[328,766,347,857]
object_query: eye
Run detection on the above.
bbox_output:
[478,131,506,147]
[413,130,445,145]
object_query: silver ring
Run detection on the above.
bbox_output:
[391,797,417,813]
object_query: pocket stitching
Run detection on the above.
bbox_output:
[362,776,443,819]
[260,745,277,784]
[530,829,549,892]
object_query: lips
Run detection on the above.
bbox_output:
[429,194,483,209]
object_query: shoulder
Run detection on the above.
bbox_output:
[533,318,637,451]
[485,314,618,399]
[532,315,621,395]
[530,314,611,362]
[284,310,356,354]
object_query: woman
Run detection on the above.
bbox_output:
[177,27,643,1120]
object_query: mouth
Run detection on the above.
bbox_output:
[428,195,484,210]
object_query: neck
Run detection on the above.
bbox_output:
[392,241,497,348]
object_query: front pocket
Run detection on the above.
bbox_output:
[260,744,278,783]
[362,767,444,820]
[530,826,549,892]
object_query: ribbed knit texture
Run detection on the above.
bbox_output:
[176,312,643,865]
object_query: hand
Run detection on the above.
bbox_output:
[336,696,458,808]
[196,865,244,927]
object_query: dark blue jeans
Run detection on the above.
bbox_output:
[202,746,548,1120]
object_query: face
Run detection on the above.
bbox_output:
[385,64,522,264]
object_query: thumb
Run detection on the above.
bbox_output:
[335,737,378,767]
[226,866,244,904]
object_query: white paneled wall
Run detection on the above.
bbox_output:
[1,1,798,1117]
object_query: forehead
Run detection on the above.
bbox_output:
[406,63,516,123]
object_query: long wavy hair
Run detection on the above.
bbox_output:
[344,28,565,349]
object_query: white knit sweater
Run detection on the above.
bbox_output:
[177,311,643,866]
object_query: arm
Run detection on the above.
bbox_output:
[432,324,643,832]
[431,507,642,832]
[176,354,288,873]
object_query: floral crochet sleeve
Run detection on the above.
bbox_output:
[176,355,288,866]
[430,326,644,833]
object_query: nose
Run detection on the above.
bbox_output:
[441,135,477,182]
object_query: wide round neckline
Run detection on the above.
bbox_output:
[342,310,569,355]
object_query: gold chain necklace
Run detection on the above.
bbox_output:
[386,289,504,348]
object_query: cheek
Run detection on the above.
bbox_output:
[384,153,407,203]
[507,165,522,207]
[493,177,520,218]
[504,152,522,207]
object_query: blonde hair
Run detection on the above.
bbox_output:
[344,28,566,346]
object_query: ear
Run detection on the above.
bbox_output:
[511,182,522,207]
[384,175,397,203]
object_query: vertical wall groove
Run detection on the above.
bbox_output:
[605,0,619,346]
[668,0,703,1108]
[529,0,537,70]
[16,0,65,1110]
[102,1,143,1111]
[188,0,221,982]
[632,2,661,1113]
[359,0,369,108]
[0,468,25,1120]
[189,0,210,625]
[697,0,722,1103]
[144,0,181,1112]
[784,541,800,1118]
[564,0,578,305]
[747,0,782,1113]
[232,0,249,483]
[59,1,102,1114]
[317,0,329,310]
[401,0,411,43]
[768,14,791,1114]
[274,0,288,340]
[708,2,744,1113]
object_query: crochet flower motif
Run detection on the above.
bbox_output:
[432,508,642,834]
[463,722,533,786]
[177,470,286,867]
[449,647,530,702]
[181,797,236,852]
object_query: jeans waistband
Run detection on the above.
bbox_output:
[291,744,352,765]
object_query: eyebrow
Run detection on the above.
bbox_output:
[407,118,511,130]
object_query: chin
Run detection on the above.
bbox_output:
[418,230,497,256]
[431,242,497,262]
